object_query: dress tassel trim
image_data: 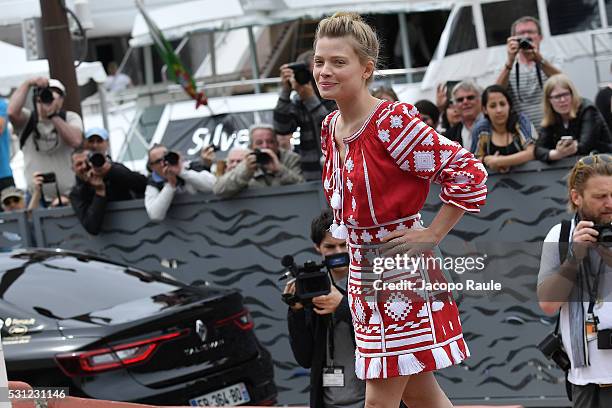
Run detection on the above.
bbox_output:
[355,354,366,379]
[398,353,425,376]
[450,340,465,364]
[431,346,453,369]
[366,357,382,379]
[355,338,470,380]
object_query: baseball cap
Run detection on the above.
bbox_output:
[1,187,24,203]
[85,127,109,141]
[48,79,66,95]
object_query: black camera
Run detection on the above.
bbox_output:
[593,223,612,243]
[253,149,272,166]
[537,331,571,371]
[280,255,331,305]
[518,37,534,50]
[40,172,56,184]
[163,151,180,166]
[88,152,106,168]
[35,87,55,105]
[598,329,612,349]
[286,62,312,85]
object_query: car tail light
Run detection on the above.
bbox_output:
[55,330,187,377]
[214,309,254,331]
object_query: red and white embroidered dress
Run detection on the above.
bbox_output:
[321,100,488,380]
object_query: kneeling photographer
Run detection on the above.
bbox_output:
[70,144,147,235]
[145,144,216,221]
[213,124,303,198]
[283,210,365,408]
[538,154,612,407]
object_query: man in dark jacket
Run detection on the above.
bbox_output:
[69,147,147,235]
[274,51,335,181]
[285,210,365,408]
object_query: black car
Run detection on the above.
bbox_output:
[0,248,276,406]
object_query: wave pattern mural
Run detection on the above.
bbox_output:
[12,159,575,406]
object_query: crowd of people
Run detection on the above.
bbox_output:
[0,11,609,408]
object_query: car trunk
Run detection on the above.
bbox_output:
[59,287,259,388]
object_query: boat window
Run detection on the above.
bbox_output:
[481,0,539,46]
[606,0,612,27]
[547,0,602,35]
[446,6,478,56]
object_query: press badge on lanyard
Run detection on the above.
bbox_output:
[323,319,344,387]
[323,367,345,387]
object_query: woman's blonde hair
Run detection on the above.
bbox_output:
[541,74,581,128]
[313,12,379,84]
[567,154,612,212]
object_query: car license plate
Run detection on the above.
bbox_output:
[189,382,250,406]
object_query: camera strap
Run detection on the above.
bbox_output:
[327,316,335,364]
[514,61,543,102]
[584,258,603,319]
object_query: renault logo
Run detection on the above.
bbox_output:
[195,319,207,342]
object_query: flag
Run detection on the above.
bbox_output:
[135,0,208,109]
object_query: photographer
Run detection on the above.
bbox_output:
[69,147,147,235]
[145,144,216,221]
[213,124,303,198]
[284,210,365,408]
[495,16,561,129]
[274,51,334,181]
[538,154,612,406]
[7,77,83,200]
[27,172,70,210]
[84,127,110,154]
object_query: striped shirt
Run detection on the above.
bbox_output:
[506,62,549,132]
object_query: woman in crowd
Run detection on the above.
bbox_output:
[536,74,612,162]
[439,100,461,134]
[371,85,398,102]
[314,12,487,408]
[472,85,536,172]
[414,99,440,129]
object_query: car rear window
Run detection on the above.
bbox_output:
[0,255,179,319]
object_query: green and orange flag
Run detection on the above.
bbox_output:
[135,0,208,109]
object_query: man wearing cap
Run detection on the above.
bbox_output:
[70,145,147,235]
[8,77,83,203]
[0,187,25,212]
[84,127,110,155]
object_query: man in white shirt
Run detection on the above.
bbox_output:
[538,154,612,407]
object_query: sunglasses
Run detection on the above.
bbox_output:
[454,95,477,104]
[2,196,21,206]
[577,154,612,167]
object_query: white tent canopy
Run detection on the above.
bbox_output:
[130,0,454,47]
[0,40,107,95]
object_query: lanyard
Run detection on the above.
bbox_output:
[584,257,603,315]
[327,316,335,365]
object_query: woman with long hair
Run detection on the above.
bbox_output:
[473,84,536,172]
[314,12,487,408]
[536,74,612,162]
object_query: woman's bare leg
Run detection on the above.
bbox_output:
[364,376,411,408]
[401,372,453,408]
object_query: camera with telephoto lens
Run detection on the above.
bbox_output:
[163,151,180,166]
[286,62,312,85]
[280,253,349,306]
[88,152,106,168]
[253,149,272,166]
[518,37,534,50]
[593,223,612,243]
[537,331,571,371]
[35,87,55,105]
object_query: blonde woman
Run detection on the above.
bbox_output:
[535,74,612,162]
[314,12,487,408]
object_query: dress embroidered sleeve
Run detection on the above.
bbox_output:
[376,102,488,212]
